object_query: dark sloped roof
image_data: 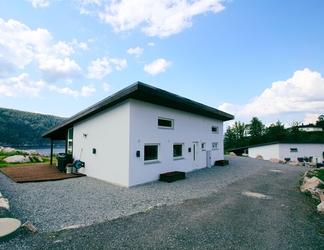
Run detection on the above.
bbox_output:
[42,81,234,140]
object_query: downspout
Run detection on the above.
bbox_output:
[50,139,54,165]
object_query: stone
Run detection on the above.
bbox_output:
[269,158,285,164]
[242,153,249,157]
[3,155,30,163]
[317,202,324,213]
[0,198,9,211]
[255,154,263,160]
[0,218,21,242]
[229,152,236,156]
[300,176,324,201]
[21,221,37,233]
[289,160,301,166]
[301,176,323,192]
[0,147,16,153]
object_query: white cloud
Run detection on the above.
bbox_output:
[77,0,226,37]
[87,57,127,79]
[81,84,96,97]
[49,85,79,99]
[0,18,87,83]
[219,68,324,123]
[27,0,51,8]
[148,42,155,47]
[37,54,83,82]
[0,73,45,98]
[127,46,143,58]
[102,82,110,92]
[144,58,172,75]
[49,84,96,99]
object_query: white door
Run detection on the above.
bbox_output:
[193,142,199,170]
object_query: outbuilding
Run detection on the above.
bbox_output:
[42,82,234,187]
[229,141,324,163]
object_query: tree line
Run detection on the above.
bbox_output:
[0,107,66,146]
[224,116,324,151]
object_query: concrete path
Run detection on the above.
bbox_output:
[3,160,324,249]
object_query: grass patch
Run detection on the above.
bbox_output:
[0,150,53,168]
[306,169,324,182]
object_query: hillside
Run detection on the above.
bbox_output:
[0,107,67,146]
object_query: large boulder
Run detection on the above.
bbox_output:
[3,155,30,163]
[0,147,16,153]
[255,154,263,160]
[300,176,324,201]
[289,160,301,166]
[269,158,285,164]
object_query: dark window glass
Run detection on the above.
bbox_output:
[144,145,158,161]
[173,144,183,157]
[158,119,172,128]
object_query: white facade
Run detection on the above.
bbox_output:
[72,99,225,187]
[248,142,324,163]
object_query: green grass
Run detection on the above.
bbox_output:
[0,150,53,168]
[306,169,324,182]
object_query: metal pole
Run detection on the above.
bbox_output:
[50,139,54,165]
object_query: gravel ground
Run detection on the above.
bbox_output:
[1,156,323,249]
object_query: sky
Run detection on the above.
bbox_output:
[0,0,324,128]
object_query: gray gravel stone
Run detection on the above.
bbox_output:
[1,156,324,249]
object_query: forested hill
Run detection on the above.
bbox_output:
[0,107,67,146]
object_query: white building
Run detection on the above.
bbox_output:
[247,142,324,163]
[43,82,234,187]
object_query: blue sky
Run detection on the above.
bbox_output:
[0,0,324,128]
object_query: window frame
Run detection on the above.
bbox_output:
[201,142,206,151]
[67,128,73,154]
[212,126,219,134]
[212,142,218,150]
[144,144,160,163]
[158,117,174,129]
[290,148,298,153]
[173,143,184,159]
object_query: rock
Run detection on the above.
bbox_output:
[0,147,16,153]
[0,198,9,211]
[242,153,249,157]
[255,154,263,160]
[301,176,323,192]
[21,221,37,233]
[269,158,285,164]
[300,176,324,201]
[3,155,30,163]
[289,160,301,166]
[229,152,236,156]
[305,162,316,168]
[317,202,324,213]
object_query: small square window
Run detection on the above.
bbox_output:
[173,144,183,158]
[290,148,298,153]
[201,142,206,151]
[158,118,174,129]
[144,144,159,161]
[212,126,219,133]
[212,142,218,150]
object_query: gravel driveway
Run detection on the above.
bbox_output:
[1,156,324,249]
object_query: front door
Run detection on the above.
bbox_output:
[193,142,199,170]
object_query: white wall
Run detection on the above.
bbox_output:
[128,100,224,186]
[249,143,324,162]
[249,144,279,160]
[73,101,130,187]
[278,143,324,163]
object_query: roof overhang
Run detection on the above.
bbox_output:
[42,81,235,140]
